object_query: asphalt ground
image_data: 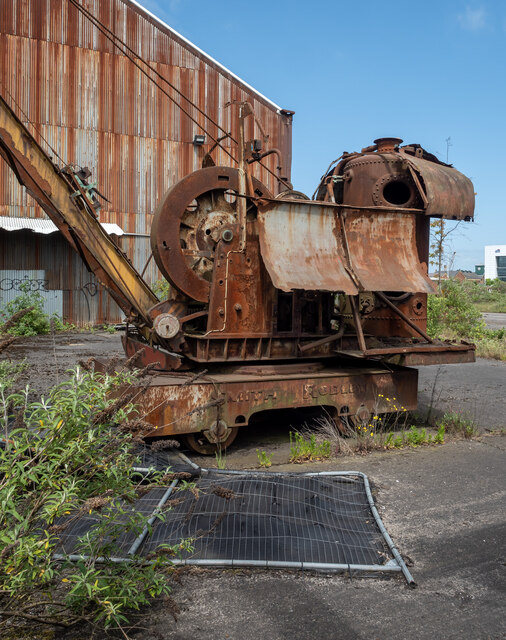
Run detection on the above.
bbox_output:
[2,332,505,639]
[482,312,506,330]
[139,437,506,640]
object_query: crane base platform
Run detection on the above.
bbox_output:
[136,358,418,453]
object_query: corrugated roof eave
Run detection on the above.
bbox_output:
[126,0,283,114]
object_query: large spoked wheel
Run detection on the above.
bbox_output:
[150,166,272,303]
[182,427,239,455]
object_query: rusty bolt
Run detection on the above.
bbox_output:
[234,303,242,312]
[218,307,225,316]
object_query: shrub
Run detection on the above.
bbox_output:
[152,279,172,300]
[427,280,506,360]
[0,281,51,336]
[427,280,485,339]
[0,362,188,631]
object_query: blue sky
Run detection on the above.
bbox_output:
[140,0,505,270]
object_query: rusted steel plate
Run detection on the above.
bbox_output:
[121,335,183,371]
[140,363,418,437]
[257,201,358,294]
[343,211,435,293]
[258,201,434,294]
[361,342,475,365]
[399,349,475,366]
[364,343,474,356]
[400,151,475,220]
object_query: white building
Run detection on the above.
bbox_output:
[484,245,506,282]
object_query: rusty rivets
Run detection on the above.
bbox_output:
[218,307,225,316]
[234,303,242,312]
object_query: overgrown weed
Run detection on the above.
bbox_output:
[436,410,477,438]
[289,431,331,463]
[309,414,447,458]
[256,449,273,468]
[215,447,227,469]
[0,351,190,633]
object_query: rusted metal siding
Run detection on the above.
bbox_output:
[0,0,292,324]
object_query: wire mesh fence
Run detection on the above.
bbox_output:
[55,462,414,583]
[142,471,391,566]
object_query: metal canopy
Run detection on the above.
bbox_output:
[257,201,435,294]
[0,215,124,236]
[400,151,475,220]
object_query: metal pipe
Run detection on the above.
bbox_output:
[52,553,401,573]
[349,295,367,352]
[200,468,362,478]
[360,472,416,586]
[126,479,179,556]
[176,451,201,470]
[121,232,151,237]
[298,323,345,353]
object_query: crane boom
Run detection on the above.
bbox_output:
[0,95,159,327]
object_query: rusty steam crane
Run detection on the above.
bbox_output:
[0,74,475,453]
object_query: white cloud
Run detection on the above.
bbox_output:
[458,6,487,31]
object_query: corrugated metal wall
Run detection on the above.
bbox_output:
[0,231,118,324]
[0,0,293,324]
[0,269,63,318]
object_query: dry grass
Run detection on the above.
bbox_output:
[307,406,445,458]
[475,336,506,361]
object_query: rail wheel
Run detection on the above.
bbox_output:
[182,427,239,455]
